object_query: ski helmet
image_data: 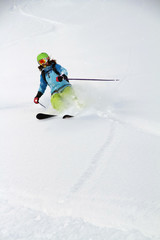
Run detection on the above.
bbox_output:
[37,52,49,63]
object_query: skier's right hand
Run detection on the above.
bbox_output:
[34,97,39,104]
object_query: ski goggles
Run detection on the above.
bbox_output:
[38,57,49,65]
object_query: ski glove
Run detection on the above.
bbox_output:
[34,97,39,104]
[56,75,63,82]
[62,74,69,82]
[34,91,43,104]
[56,74,69,82]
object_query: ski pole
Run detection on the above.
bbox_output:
[39,102,46,108]
[68,78,119,82]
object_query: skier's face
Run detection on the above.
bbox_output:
[38,57,49,67]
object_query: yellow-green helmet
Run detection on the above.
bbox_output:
[37,52,49,63]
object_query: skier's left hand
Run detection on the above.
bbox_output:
[62,74,69,82]
[56,76,63,82]
[56,75,69,82]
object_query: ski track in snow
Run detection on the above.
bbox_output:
[1,2,64,49]
[109,111,160,137]
[18,6,64,26]
[66,120,116,199]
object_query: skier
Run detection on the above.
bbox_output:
[34,52,77,112]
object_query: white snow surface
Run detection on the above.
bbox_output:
[0,0,160,239]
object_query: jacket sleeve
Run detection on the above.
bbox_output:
[55,64,68,76]
[38,74,47,94]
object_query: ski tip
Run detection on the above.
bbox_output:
[36,113,57,120]
[62,115,74,119]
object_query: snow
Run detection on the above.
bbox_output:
[0,0,160,239]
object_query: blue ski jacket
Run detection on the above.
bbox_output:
[38,62,71,96]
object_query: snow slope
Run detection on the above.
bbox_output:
[0,0,160,239]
